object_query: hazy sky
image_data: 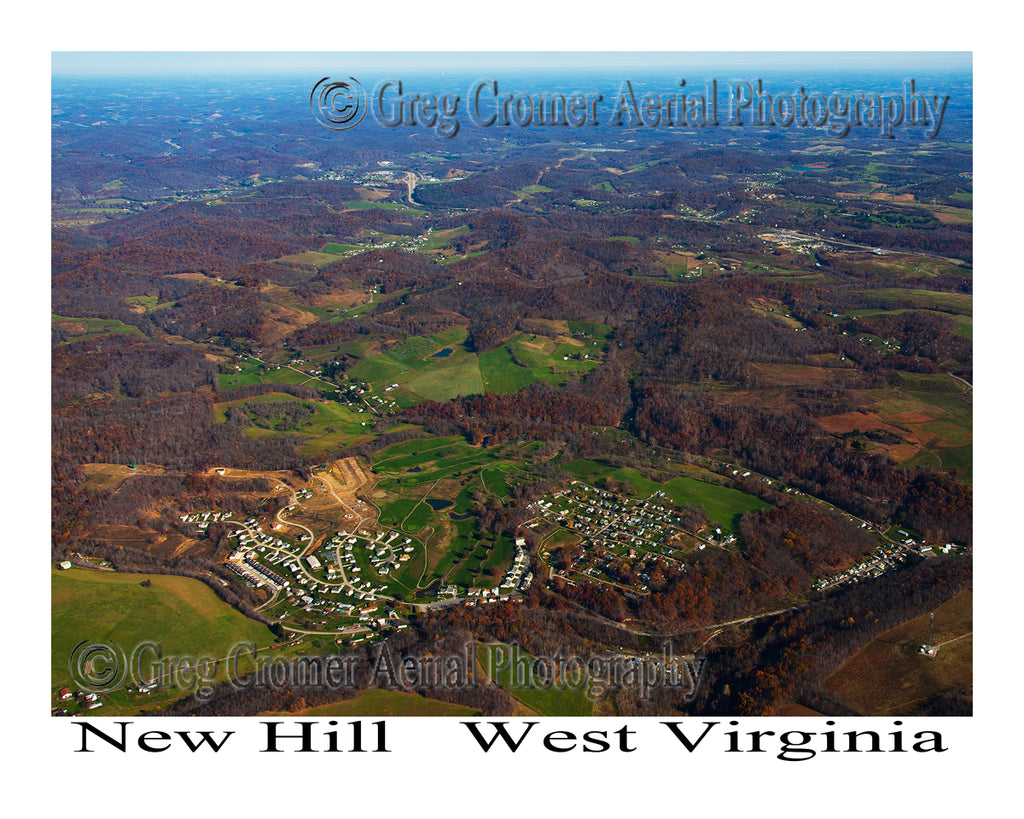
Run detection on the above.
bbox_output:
[52,51,972,77]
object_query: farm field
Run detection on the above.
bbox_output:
[52,568,277,709]
[53,314,145,342]
[346,327,605,403]
[217,359,325,390]
[661,475,770,529]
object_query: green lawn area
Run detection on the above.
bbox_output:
[216,358,266,389]
[372,436,470,473]
[52,568,277,702]
[477,644,595,715]
[887,371,963,394]
[123,295,175,312]
[347,355,408,384]
[479,345,537,393]
[565,458,616,482]
[419,226,469,252]
[261,366,316,386]
[295,401,374,454]
[349,328,601,401]
[481,466,512,499]
[53,314,145,341]
[370,438,529,589]
[936,445,972,473]
[661,476,770,530]
[402,499,437,532]
[347,327,489,402]
[506,334,600,382]
[384,445,510,487]
[218,360,320,390]
[567,320,613,340]
[405,355,484,401]
[376,494,424,529]
[260,687,480,716]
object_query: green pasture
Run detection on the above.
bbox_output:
[476,644,595,716]
[52,568,277,697]
[52,314,145,341]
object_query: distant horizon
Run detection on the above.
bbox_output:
[52,51,972,78]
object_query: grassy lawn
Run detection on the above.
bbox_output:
[565,458,616,482]
[52,568,277,706]
[662,476,770,530]
[372,436,470,473]
[481,466,512,499]
[567,320,613,340]
[348,327,488,402]
[477,644,595,715]
[370,438,528,590]
[405,354,484,401]
[346,327,601,400]
[479,345,537,393]
[419,226,469,252]
[53,314,145,341]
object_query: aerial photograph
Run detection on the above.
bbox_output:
[51,51,973,720]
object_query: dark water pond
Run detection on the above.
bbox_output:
[424,498,453,511]
[430,347,454,358]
